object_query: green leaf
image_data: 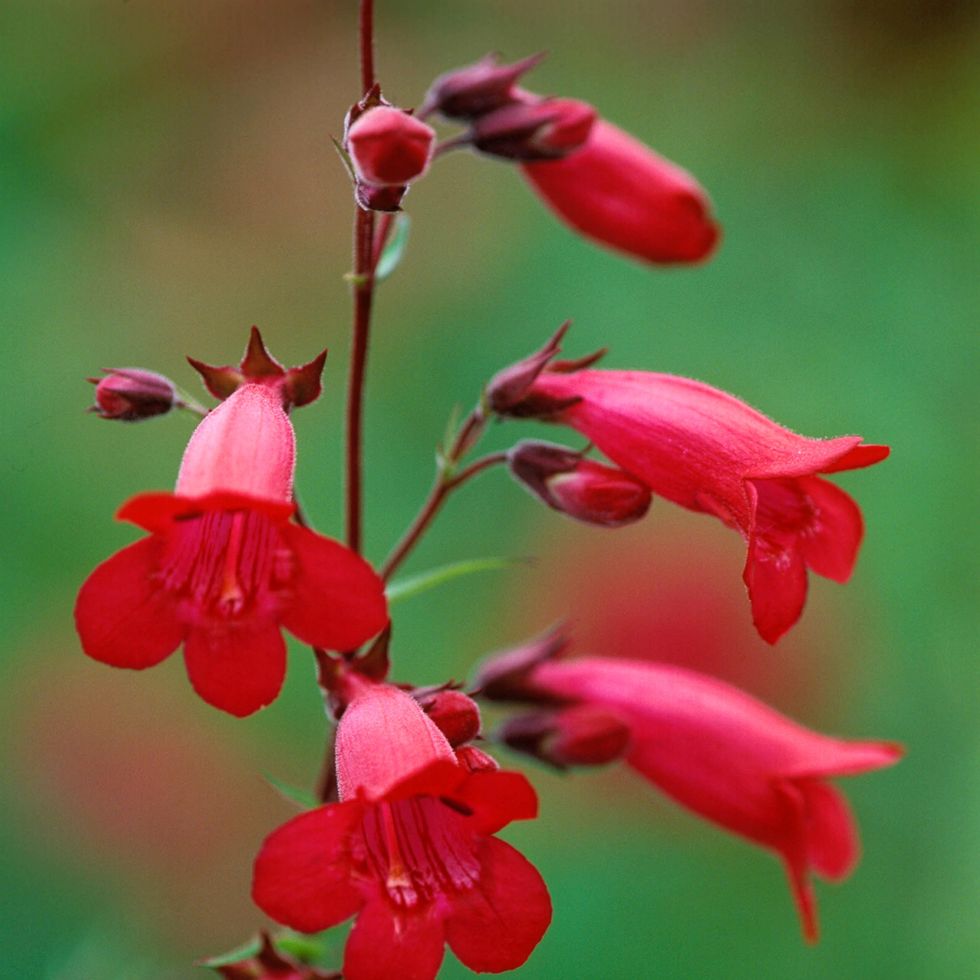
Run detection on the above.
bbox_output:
[276,933,330,963]
[375,214,411,282]
[200,937,262,968]
[387,555,530,604]
[264,773,320,810]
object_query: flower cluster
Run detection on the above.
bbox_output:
[73,22,901,980]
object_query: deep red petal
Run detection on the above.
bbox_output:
[74,537,183,668]
[183,620,286,716]
[279,524,388,651]
[445,837,552,973]
[343,896,445,980]
[820,443,890,474]
[252,802,364,933]
[453,770,539,835]
[382,759,465,805]
[797,476,864,583]
[794,778,860,881]
[118,491,292,533]
[743,530,808,645]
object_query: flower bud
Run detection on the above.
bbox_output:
[346,106,435,188]
[472,624,571,702]
[471,98,596,161]
[508,440,651,527]
[88,368,177,422]
[418,689,482,747]
[496,705,631,769]
[420,52,545,120]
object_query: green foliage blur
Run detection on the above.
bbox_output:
[2,2,977,977]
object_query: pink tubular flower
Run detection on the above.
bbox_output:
[526,657,902,942]
[523,368,889,643]
[521,119,719,264]
[252,682,551,980]
[74,382,388,716]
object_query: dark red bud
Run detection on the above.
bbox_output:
[471,98,596,161]
[497,705,631,769]
[88,368,177,422]
[508,440,651,527]
[472,623,571,702]
[188,328,327,409]
[346,106,435,187]
[455,745,500,773]
[420,52,546,120]
[486,320,579,417]
[419,689,482,746]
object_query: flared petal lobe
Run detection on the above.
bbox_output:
[74,537,183,669]
[251,801,364,933]
[344,895,446,980]
[528,657,900,939]
[522,120,719,264]
[445,837,553,973]
[278,524,389,652]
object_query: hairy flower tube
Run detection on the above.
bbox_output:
[521,656,902,941]
[252,681,551,980]
[521,119,719,264]
[518,368,889,643]
[74,382,388,716]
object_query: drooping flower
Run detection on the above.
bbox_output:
[252,680,551,980]
[504,654,902,942]
[510,366,889,643]
[74,380,388,717]
[521,119,719,264]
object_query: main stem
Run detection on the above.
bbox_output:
[344,0,378,554]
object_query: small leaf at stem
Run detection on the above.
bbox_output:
[375,213,411,281]
[330,135,356,182]
[264,773,321,810]
[200,938,263,968]
[387,556,532,603]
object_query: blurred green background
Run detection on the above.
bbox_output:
[2,1,977,977]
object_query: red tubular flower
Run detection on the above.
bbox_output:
[521,119,719,264]
[523,369,889,643]
[252,681,551,980]
[74,383,388,716]
[526,657,902,942]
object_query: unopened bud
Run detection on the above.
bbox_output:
[472,98,596,161]
[472,624,571,702]
[420,52,545,120]
[508,440,651,527]
[88,368,177,422]
[419,689,482,747]
[346,106,435,188]
[497,705,631,769]
[486,321,576,417]
[455,745,500,773]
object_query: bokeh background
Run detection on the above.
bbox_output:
[2,1,977,977]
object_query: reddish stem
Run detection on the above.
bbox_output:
[379,407,507,581]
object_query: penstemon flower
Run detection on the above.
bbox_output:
[75,344,388,717]
[481,648,901,942]
[252,679,551,980]
[498,358,888,642]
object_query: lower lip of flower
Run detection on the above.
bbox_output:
[353,797,481,908]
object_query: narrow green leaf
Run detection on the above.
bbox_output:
[387,556,530,604]
[264,773,320,810]
[375,214,411,281]
[200,937,262,968]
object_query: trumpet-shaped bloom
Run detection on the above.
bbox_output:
[521,120,719,264]
[528,657,902,941]
[526,369,889,642]
[252,682,550,980]
[74,383,388,716]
